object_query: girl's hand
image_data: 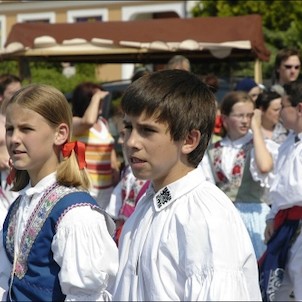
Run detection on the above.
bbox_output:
[92,89,109,104]
[251,108,262,131]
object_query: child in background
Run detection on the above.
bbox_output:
[0,74,22,226]
[113,69,261,301]
[209,91,278,260]
[259,80,302,301]
[71,82,120,209]
[0,84,118,301]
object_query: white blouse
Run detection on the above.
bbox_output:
[267,131,302,220]
[0,173,118,301]
[219,132,279,189]
[113,168,262,301]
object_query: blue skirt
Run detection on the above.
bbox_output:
[235,202,271,260]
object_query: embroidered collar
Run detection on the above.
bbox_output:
[221,131,253,149]
[152,168,205,212]
[5,184,78,279]
[20,172,57,198]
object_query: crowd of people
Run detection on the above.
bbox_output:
[0,48,301,301]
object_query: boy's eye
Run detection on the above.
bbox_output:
[142,127,155,133]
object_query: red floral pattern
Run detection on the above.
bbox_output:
[212,140,253,191]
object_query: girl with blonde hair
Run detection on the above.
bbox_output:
[0,84,118,301]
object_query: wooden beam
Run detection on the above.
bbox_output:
[254,58,262,83]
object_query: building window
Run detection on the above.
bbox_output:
[67,9,108,23]
[121,2,185,80]
[16,12,55,23]
[121,2,185,21]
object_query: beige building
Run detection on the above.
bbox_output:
[0,0,196,81]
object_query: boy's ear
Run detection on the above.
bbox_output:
[182,129,201,154]
[54,123,69,146]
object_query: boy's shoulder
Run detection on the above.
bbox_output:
[151,170,232,213]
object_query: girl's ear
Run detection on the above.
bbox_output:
[221,114,229,131]
[182,129,201,154]
[54,123,69,146]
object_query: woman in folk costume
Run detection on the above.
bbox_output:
[0,84,118,301]
[209,91,279,259]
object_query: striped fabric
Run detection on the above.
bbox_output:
[73,118,115,202]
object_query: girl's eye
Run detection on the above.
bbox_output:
[21,126,34,132]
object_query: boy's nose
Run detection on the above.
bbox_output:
[125,130,139,149]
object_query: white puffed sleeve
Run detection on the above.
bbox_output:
[185,268,261,301]
[52,206,118,301]
[250,138,279,188]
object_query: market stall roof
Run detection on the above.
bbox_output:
[0,14,270,64]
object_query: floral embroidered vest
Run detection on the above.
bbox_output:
[210,139,266,203]
[3,184,99,302]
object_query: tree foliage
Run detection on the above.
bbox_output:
[191,0,302,80]
[0,60,98,94]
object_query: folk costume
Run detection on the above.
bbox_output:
[113,168,261,301]
[209,131,279,259]
[73,117,116,209]
[259,131,302,301]
[106,164,150,245]
[0,173,118,301]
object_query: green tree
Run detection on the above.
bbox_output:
[0,60,99,94]
[191,0,302,80]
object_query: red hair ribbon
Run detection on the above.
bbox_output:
[214,114,222,135]
[62,141,87,170]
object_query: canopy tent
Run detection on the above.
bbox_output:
[0,14,270,81]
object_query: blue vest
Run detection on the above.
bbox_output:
[3,184,100,302]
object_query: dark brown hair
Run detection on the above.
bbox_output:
[121,69,216,167]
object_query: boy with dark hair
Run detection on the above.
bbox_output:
[113,69,261,301]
